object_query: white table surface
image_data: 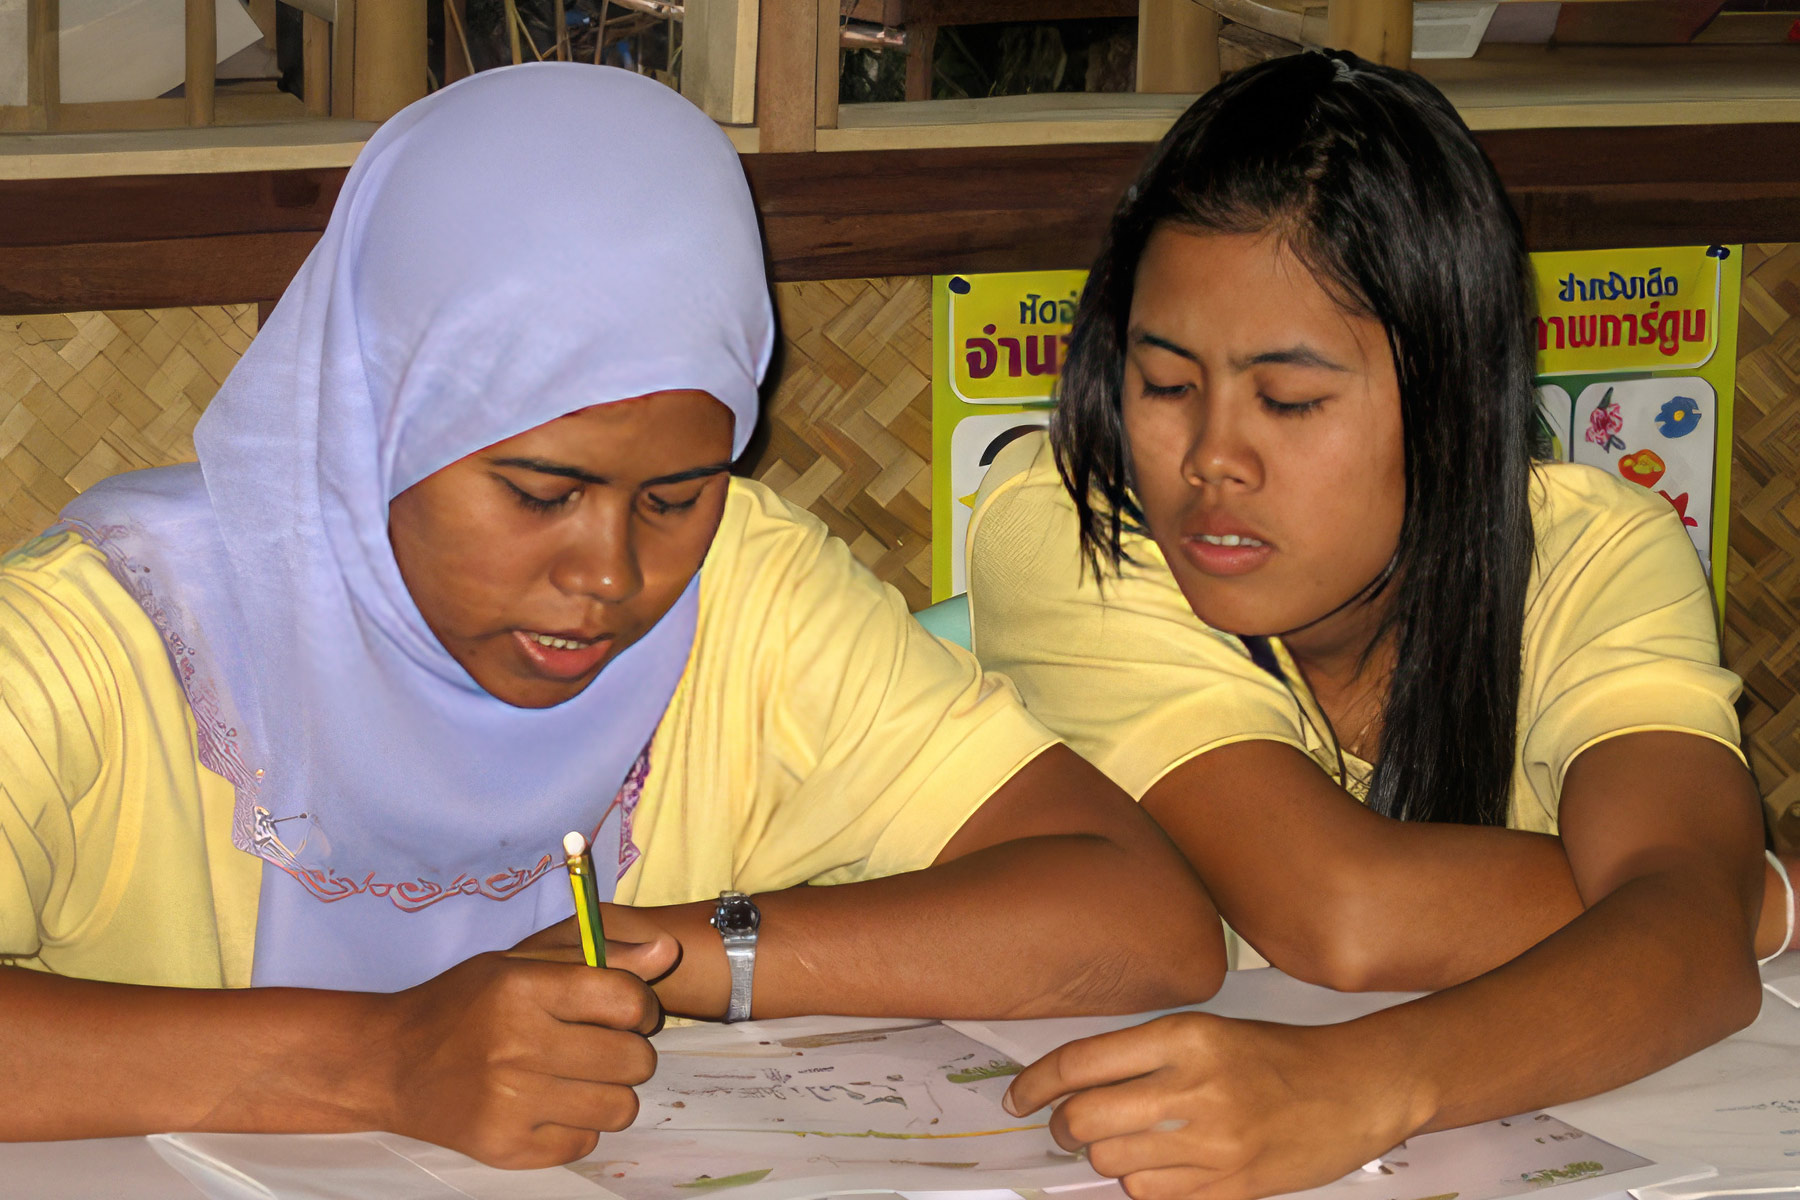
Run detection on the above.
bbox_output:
[5,964,1796,1200]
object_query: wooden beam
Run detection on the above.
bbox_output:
[2,124,1797,313]
[354,0,428,120]
[682,0,761,125]
[248,0,278,49]
[1137,0,1221,94]
[303,12,333,117]
[817,0,840,130]
[443,0,474,83]
[26,0,60,133]
[187,0,218,126]
[1328,0,1412,66]
[904,22,936,101]
[899,0,1137,22]
[332,0,358,117]
[756,0,818,152]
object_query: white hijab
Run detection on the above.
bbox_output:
[58,63,774,991]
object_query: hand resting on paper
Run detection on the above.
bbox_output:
[380,940,675,1169]
[1003,1012,1415,1200]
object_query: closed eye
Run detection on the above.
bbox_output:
[643,488,703,516]
[1141,380,1190,399]
[1262,395,1325,416]
[499,477,576,513]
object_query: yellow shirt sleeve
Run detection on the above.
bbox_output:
[966,434,1309,801]
[0,532,256,987]
[618,479,1058,907]
[1510,464,1743,833]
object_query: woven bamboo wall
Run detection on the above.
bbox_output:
[746,278,934,609]
[1728,244,1800,846]
[0,306,256,549]
[1,271,1795,827]
[0,281,939,609]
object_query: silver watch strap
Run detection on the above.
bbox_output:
[722,936,756,1023]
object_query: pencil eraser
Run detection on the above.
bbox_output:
[563,830,588,857]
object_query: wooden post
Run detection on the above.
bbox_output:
[248,0,277,50]
[904,22,935,102]
[303,11,332,116]
[333,0,357,116]
[26,0,60,132]
[443,0,474,83]
[186,0,217,126]
[354,0,428,120]
[1136,0,1220,94]
[681,0,759,125]
[756,0,817,152]
[815,0,838,131]
[1328,0,1412,66]
[554,0,568,60]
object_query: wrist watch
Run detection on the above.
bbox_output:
[710,890,760,1023]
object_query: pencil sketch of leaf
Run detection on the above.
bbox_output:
[777,1022,937,1049]
[1521,1161,1604,1188]
[946,1058,1024,1084]
[674,1168,775,1190]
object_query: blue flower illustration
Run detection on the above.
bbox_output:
[1655,396,1701,438]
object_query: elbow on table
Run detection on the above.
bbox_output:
[1073,909,1227,1014]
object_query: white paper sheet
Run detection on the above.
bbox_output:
[1760,956,1800,1009]
[1548,974,1800,1177]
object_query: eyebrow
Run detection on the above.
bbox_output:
[1129,328,1352,373]
[488,456,735,489]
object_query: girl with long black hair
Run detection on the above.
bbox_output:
[970,50,1795,1199]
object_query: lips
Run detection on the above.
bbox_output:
[513,629,615,681]
[1179,518,1274,578]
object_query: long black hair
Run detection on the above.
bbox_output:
[1052,50,1540,828]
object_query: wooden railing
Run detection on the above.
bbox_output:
[9,0,428,133]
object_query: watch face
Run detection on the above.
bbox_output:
[715,896,760,936]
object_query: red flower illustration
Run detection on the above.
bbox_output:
[1658,489,1700,528]
[1585,388,1626,452]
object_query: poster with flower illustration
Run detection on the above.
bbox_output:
[1533,246,1739,611]
[932,249,1738,613]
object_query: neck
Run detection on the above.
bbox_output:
[1278,591,1393,692]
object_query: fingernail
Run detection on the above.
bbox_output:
[1002,1092,1021,1117]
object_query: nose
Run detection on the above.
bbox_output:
[1181,391,1262,491]
[550,499,643,605]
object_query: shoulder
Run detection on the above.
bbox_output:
[1,529,151,656]
[707,477,873,602]
[1527,461,1709,603]
[968,431,1079,559]
[697,478,902,659]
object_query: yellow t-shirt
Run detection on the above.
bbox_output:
[0,478,1054,988]
[968,433,1742,836]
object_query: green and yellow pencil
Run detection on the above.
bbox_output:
[563,830,607,968]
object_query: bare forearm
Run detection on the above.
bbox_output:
[0,967,390,1142]
[1313,820,1583,991]
[1336,867,1763,1137]
[643,835,1224,1022]
[1269,819,1791,992]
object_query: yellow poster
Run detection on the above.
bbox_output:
[932,249,1740,618]
[1533,245,1726,376]
[930,271,1080,600]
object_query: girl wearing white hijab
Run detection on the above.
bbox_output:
[0,64,1222,1165]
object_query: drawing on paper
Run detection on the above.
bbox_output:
[1616,450,1666,488]
[1654,396,1702,438]
[1570,377,1718,567]
[559,1022,1093,1200]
